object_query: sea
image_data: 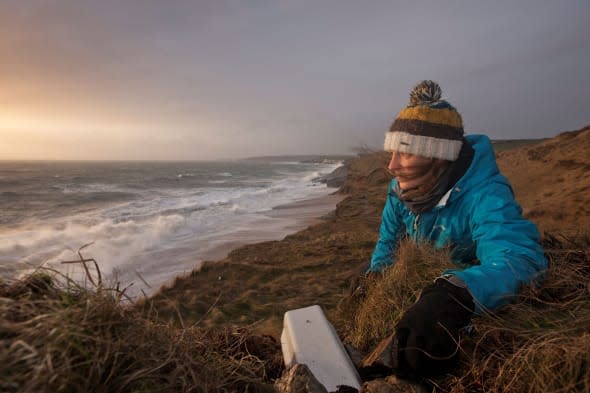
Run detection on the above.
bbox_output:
[0,157,344,297]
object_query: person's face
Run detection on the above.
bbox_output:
[387,151,434,190]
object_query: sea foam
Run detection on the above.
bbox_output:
[0,159,343,296]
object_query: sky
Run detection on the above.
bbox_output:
[1,1,589,160]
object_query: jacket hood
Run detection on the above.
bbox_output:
[449,134,503,201]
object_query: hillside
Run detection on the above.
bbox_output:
[4,125,590,392]
[145,150,392,336]
[496,125,590,233]
[145,125,590,391]
[148,126,590,336]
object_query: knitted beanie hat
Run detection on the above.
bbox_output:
[384,80,464,161]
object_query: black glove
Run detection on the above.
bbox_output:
[394,278,474,378]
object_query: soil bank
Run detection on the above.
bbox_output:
[147,126,590,337]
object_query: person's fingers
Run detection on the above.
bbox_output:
[393,327,410,375]
[403,331,422,373]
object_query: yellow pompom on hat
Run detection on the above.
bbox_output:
[384,80,464,161]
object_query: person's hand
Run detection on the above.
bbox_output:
[394,278,474,378]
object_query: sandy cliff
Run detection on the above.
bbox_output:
[148,125,590,336]
[497,125,590,232]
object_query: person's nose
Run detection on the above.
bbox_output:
[388,152,401,172]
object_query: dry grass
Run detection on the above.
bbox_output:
[2,236,589,393]
[496,127,590,234]
[4,131,590,392]
[0,269,282,393]
[336,233,590,392]
[336,239,454,351]
[443,232,590,393]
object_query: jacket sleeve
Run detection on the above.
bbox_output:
[369,181,406,272]
[446,181,547,313]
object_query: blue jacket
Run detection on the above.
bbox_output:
[369,134,547,313]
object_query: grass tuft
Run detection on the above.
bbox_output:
[443,233,590,392]
[335,233,590,392]
[3,232,589,392]
[0,269,282,393]
[336,239,454,351]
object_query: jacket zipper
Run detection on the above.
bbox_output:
[413,214,421,236]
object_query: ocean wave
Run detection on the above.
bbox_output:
[1,191,21,199]
[302,171,323,182]
[1,213,188,279]
[275,161,301,166]
[1,159,344,294]
[0,179,26,187]
[35,169,332,235]
[176,173,195,178]
[62,183,124,194]
[160,205,208,217]
[266,186,287,194]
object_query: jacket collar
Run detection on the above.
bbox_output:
[445,134,502,205]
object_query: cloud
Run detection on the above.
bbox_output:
[0,1,589,159]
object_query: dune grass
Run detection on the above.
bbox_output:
[334,239,455,352]
[2,232,589,392]
[444,232,590,393]
[0,269,282,393]
[335,233,590,392]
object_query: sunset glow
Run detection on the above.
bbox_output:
[1,1,588,160]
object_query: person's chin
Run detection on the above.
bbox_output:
[398,180,425,191]
[397,175,430,191]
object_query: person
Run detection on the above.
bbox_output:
[366,80,547,378]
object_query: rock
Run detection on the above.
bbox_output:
[275,364,361,393]
[360,380,398,393]
[317,165,349,188]
[344,343,366,370]
[383,376,428,393]
[360,377,427,393]
[274,363,328,393]
[334,386,360,393]
[358,333,396,380]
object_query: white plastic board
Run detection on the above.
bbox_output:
[281,304,361,391]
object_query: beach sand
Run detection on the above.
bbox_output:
[148,153,391,335]
[193,192,345,263]
[130,191,346,297]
